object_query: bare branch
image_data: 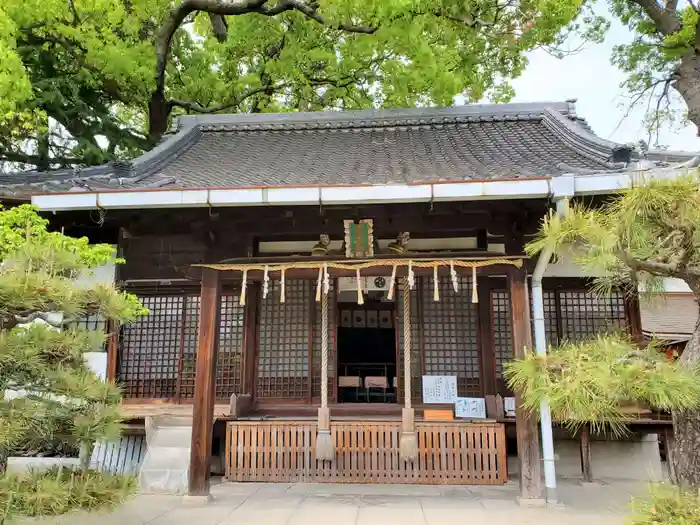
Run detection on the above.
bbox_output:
[208,13,229,42]
[619,249,682,277]
[14,312,63,328]
[168,83,288,113]
[629,0,682,35]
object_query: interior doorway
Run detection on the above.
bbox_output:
[336,301,397,403]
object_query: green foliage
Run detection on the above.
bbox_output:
[0,0,593,170]
[504,333,700,436]
[0,205,143,521]
[609,1,697,139]
[628,483,700,525]
[526,175,700,305]
[0,468,136,521]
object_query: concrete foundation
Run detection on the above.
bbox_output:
[553,433,662,482]
[138,416,192,494]
[507,432,663,483]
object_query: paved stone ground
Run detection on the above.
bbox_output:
[21,478,647,525]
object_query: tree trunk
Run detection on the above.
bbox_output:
[673,46,700,135]
[670,308,700,487]
[148,90,170,144]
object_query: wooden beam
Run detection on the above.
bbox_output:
[580,424,593,483]
[188,268,221,497]
[241,282,260,395]
[477,277,496,396]
[507,266,543,501]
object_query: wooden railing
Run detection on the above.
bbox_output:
[225,420,507,485]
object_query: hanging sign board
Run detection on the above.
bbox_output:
[421,376,458,404]
[455,397,486,419]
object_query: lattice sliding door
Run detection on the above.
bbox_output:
[421,276,480,397]
[118,291,244,401]
[120,295,185,399]
[257,279,311,398]
[491,286,629,395]
[312,281,335,399]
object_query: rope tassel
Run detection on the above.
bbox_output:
[450,260,459,292]
[240,269,248,306]
[471,266,478,304]
[315,266,323,302]
[315,291,334,461]
[399,278,418,462]
[433,265,440,302]
[387,264,398,301]
[263,265,270,299]
[356,268,364,305]
[280,268,286,303]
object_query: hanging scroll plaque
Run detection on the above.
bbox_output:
[344,219,374,258]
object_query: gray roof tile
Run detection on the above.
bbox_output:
[1,101,697,197]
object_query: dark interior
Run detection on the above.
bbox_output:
[337,303,397,403]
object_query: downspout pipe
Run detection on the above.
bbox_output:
[532,196,570,504]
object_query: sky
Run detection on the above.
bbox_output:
[510,8,700,153]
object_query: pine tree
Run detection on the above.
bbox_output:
[506,175,700,488]
[0,204,145,523]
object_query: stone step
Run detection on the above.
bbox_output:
[138,416,192,495]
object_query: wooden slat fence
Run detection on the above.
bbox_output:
[225,420,507,484]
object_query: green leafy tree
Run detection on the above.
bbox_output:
[608,0,700,142]
[0,0,604,171]
[514,175,700,488]
[0,204,145,523]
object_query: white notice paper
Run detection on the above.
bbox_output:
[504,397,516,417]
[455,397,486,419]
[421,376,458,404]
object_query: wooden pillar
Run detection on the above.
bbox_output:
[105,320,119,382]
[188,268,221,497]
[477,277,496,396]
[507,266,543,501]
[241,282,260,395]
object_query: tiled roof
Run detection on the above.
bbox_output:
[641,294,699,343]
[1,101,697,197]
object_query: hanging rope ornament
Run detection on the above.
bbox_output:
[315,266,323,302]
[407,261,415,289]
[450,260,459,292]
[356,268,364,305]
[323,263,330,295]
[399,277,418,462]
[387,264,398,301]
[315,290,334,461]
[471,266,478,304]
[240,269,248,306]
[263,265,270,299]
[433,265,440,302]
[280,268,286,303]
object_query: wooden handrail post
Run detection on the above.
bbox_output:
[188,268,221,497]
[507,266,544,502]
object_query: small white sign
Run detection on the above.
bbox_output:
[421,376,458,404]
[455,397,486,419]
[504,397,516,417]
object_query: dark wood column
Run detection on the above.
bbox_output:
[188,268,221,497]
[241,282,261,396]
[507,266,543,501]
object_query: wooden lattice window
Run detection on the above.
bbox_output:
[559,290,627,341]
[491,285,629,395]
[491,290,512,385]
[257,279,311,398]
[421,276,480,397]
[217,294,245,399]
[118,291,244,400]
[120,295,184,399]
